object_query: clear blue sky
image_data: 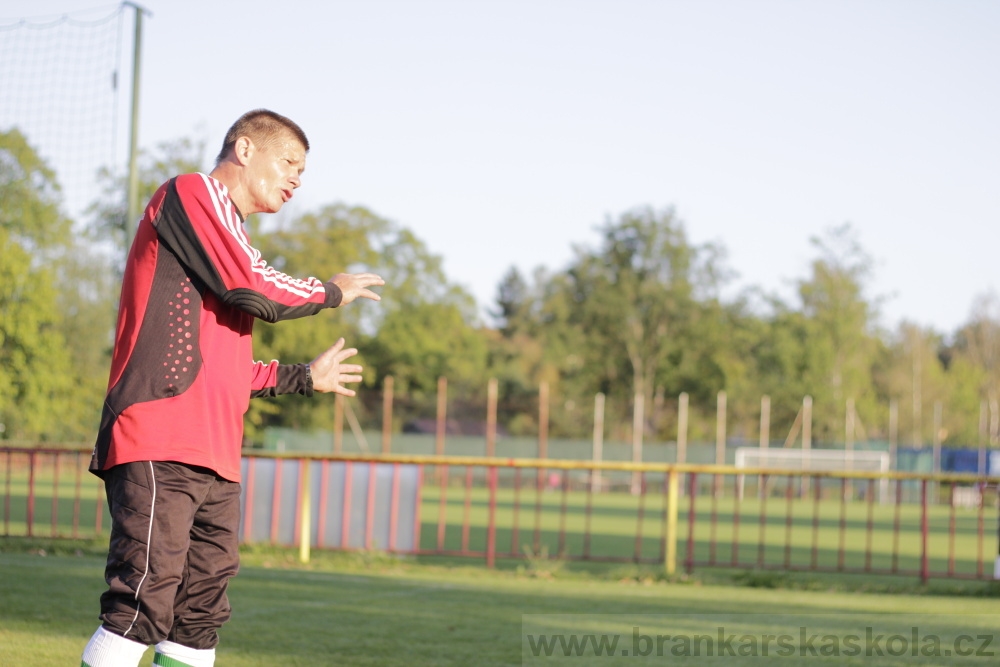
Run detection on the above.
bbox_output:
[4,0,998,333]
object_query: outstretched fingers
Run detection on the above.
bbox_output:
[309,338,364,395]
[331,272,386,305]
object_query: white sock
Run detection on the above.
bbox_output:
[81,626,148,667]
[153,640,216,667]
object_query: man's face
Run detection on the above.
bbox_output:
[244,132,307,215]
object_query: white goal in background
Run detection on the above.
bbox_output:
[735,447,890,503]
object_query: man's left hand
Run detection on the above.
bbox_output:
[309,338,363,396]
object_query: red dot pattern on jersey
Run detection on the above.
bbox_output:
[165,278,197,390]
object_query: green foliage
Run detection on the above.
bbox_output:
[0,128,69,249]
[794,224,881,440]
[0,129,78,440]
[51,242,120,438]
[0,228,74,439]
[492,266,531,338]
[480,218,992,448]
[88,136,207,275]
[248,203,484,434]
[367,302,489,395]
[494,207,733,440]
[948,294,1000,444]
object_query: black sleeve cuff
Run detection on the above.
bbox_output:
[249,363,314,398]
[323,282,343,308]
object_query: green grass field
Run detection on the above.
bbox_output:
[2,540,999,666]
[5,456,1000,664]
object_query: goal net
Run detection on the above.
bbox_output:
[735,447,890,502]
[0,5,128,225]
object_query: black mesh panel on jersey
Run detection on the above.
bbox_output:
[93,247,204,470]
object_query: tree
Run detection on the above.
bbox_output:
[88,137,207,275]
[0,128,70,249]
[742,294,814,443]
[793,224,882,441]
[534,207,730,440]
[492,266,532,338]
[52,241,118,439]
[0,128,75,439]
[956,293,1000,410]
[367,302,488,395]
[947,292,1000,445]
[249,203,482,434]
[485,267,565,435]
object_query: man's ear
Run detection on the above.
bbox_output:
[234,136,255,166]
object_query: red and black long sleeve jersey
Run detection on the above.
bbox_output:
[91,173,342,482]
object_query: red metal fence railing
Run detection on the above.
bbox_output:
[2,447,105,539]
[2,447,998,583]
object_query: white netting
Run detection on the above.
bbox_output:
[734,447,890,474]
[0,4,126,224]
[735,447,891,502]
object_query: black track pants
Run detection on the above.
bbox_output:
[98,461,241,649]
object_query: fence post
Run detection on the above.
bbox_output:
[631,392,644,495]
[920,479,929,584]
[932,401,942,504]
[760,395,770,450]
[715,391,726,498]
[436,376,448,457]
[846,398,855,454]
[677,393,689,465]
[487,378,498,457]
[978,399,987,477]
[913,350,922,446]
[334,394,343,454]
[592,393,605,493]
[436,376,448,486]
[382,376,394,454]
[758,395,769,498]
[801,396,813,497]
[889,398,898,469]
[299,459,311,564]
[538,381,549,459]
[846,398,855,499]
[487,466,497,568]
[685,472,697,574]
[802,395,812,451]
[665,468,679,576]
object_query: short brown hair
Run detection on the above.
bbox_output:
[215,109,310,164]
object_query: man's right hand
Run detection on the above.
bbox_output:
[330,273,385,304]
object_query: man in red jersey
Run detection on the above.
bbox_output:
[81,109,384,667]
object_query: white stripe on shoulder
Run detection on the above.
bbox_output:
[194,174,326,299]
